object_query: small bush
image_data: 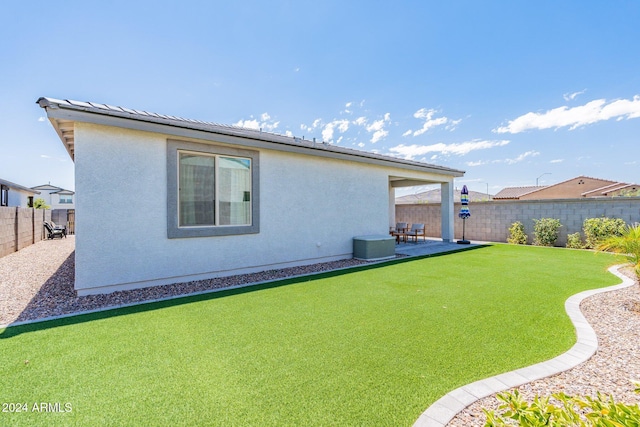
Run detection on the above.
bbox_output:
[532,218,562,247]
[483,384,640,426]
[33,198,50,209]
[583,217,627,249]
[596,224,640,279]
[566,232,583,249]
[507,221,527,245]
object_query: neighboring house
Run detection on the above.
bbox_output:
[37,97,465,295]
[31,184,75,209]
[0,178,39,207]
[396,188,492,204]
[494,176,640,200]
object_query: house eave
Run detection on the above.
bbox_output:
[37,97,465,178]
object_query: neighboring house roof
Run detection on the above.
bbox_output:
[396,188,492,204]
[32,184,75,195]
[0,178,40,195]
[493,186,544,200]
[494,176,639,200]
[36,97,465,179]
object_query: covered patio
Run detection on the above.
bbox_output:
[389,177,461,243]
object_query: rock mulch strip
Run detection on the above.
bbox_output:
[0,236,375,326]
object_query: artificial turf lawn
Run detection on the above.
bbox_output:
[0,244,622,426]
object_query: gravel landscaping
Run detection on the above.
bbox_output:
[1,237,639,425]
[0,236,373,326]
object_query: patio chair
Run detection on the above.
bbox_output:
[389,222,408,234]
[44,221,67,239]
[389,222,408,243]
[405,223,426,243]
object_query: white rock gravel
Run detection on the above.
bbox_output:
[0,236,374,326]
[2,237,639,427]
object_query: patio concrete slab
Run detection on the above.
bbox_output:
[394,238,482,257]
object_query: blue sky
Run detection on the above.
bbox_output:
[2,1,639,196]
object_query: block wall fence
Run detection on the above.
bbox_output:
[396,197,640,246]
[0,207,52,258]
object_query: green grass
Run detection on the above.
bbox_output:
[0,245,622,426]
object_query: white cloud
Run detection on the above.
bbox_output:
[234,113,279,132]
[389,139,510,160]
[494,95,640,133]
[321,119,350,142]
[505,150,539,164]
[353,116,367,126]
[357,142,365,148]
[285,130,293,137]
[406,108,459,136]
[402,129,412,137]
[365,114,391,143]
[550,159,564,163]
[466,160,488,167]
[294,67,300,72]
[345,102,352,108]
[563,89,586,101]
[38,116,46,122]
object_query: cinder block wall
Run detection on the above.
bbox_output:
[0,208,15,257]
[17,208,35,250]
[0,207,52,258]
[397,198,640,246]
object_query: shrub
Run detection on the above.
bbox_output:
[596,224,640,279]
[33,198,50,210]
[507,221,527,245]
[483,384,640,426]
[565,232,583,249]
[583,217,627,249]
[532,218,562,247]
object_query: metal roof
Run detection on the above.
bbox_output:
[36,97,465,178]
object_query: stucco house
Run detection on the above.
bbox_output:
[31,184,75,209]
[37,97,465,295]
[494,176,640,200]
[0,178,39,207]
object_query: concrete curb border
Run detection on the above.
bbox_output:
[413,264,636,427]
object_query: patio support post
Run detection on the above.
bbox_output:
[388,182,396,229]
[440,181,454,242]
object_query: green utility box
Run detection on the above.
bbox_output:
[353,235,395,261]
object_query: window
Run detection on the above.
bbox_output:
[1,185,8,207]
[59,195,73,204]
[167,140,259,238]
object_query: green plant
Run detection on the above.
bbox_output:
[484,383,640,426]
[532,218,562,247]
[566,232,584,249]
[596,224,640,278]
[507,221,528,245]
[33,198,50,209]
[583,217,627,249]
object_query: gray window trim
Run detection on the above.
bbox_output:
[167,139,260,238]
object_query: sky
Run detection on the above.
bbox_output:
[2,1,639,196]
